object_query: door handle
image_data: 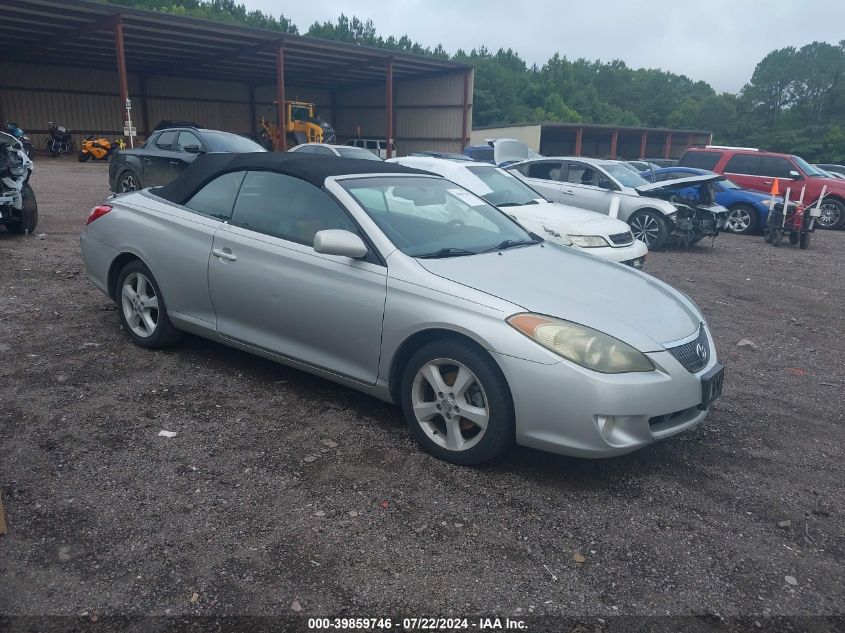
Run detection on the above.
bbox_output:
[169,160,181,166]
[763,180,772,185]
[212,248,237,261]
[562,189,575,195]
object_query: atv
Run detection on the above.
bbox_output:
[0,130,37,234]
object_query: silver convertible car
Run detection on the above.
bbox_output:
[81,153,724,465]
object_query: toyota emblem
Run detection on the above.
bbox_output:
[695,342,708,361]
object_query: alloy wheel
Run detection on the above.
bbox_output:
[818,202,842,228]
[121,272,159,338]
[725,207,752,233]
[411,358,489,452]
[630,214,660,246]
[120,173,138,193]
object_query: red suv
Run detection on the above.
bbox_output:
[679,146,845,229]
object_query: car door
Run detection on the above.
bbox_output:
[560,160,615,213]
[513,160,565,202]
[142,130,179,186]
[168,130,205,180]
[723,153,766,192]
[207,170,387,384]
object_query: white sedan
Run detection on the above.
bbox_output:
[389,156,648,268]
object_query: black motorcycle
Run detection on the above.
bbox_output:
[46,121,74,157]
[2,121,33,158]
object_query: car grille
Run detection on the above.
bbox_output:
[666,325,709,373]
[608,231,634,246]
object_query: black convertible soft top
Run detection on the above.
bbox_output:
[154,152,427,205]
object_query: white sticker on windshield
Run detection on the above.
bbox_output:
[447,188,486,206]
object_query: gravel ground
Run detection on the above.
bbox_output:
[1,159,843,628]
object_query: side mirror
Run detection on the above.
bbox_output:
[789,170,801,179]
[183,144,204,154]
[314,229,368,259]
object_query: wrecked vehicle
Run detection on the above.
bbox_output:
[0,130,37,234]
[634,174,728,246]
[503,148,727,249]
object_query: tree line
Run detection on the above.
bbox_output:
[100,0,845,162]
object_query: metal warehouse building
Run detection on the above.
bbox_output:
[471,123,712,160]
[0,0,473,157]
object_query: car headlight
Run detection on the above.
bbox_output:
[507,313,654,373]
[567,234,608,248]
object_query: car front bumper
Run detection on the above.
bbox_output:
[492,329,719,458]
[574,239,648,268]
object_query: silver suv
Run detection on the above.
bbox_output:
[506,157,727,249]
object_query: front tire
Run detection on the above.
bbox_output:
[401,339,515,465]
[5,183,38,234]
[817,198,845,229]
[78,151,91,162]
[628,209,668,249]
[799,231,811,249]
[116,260,181,349]
[118,170,141,193]
[725,204,759,234]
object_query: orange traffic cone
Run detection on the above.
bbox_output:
[770,178,780,196]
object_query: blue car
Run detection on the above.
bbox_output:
[463,144,495,164]
[639,166,777,235]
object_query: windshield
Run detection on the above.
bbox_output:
[341,176,536,257]
[203,132,266,153]
[336,146,383,161]
[600,163,650,187]
[464,165,541,207]
[792,155,824,177]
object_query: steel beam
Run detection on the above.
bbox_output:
[610,129,618,160]
[639,130,647,159]
[574,128,583,156]
[663,133,673,159]
[276,45,286,151]
[114,15,130,123]
[461,69,471,149]
[386,59,394,159]
[28,13,120,55]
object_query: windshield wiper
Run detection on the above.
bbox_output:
[481,238,540,253]
[416,247,477,259]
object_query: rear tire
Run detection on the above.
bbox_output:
[628,209,668,249]
[5,183,38,234]
[788,232,800,245]
[799,231,811,249]
[725,204,759,235]
[817,198,845,229]
[115,260,182,349]
[401,338,515,465]
[78,151,91,162]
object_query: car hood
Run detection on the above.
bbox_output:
[506,201,632,237]
[492,139,531,166]
[635,174,723,194]
[418,243,701,351]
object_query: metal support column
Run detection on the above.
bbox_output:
[639,131,647,159]
[663,133,673,159]
[386,59,394,159]
[276,45,286,151]
[574,127,583,156]
[461,69,471,149]
[114,15,129,120]
[609,129,618,159]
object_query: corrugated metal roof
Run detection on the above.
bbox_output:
[0,0,470,87]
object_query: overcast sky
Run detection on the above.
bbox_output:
[242,0,845,93]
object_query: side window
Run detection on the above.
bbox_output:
[679,151,721,170]
[760,157,795,178]
[365,140,378,150]
[724,154,762,176]
[295,145,315,153]
[156,130,178,151]
[564,162,594,185]
[508,163,529,176]
[231,171,357,245]
[141,132,159,149]
[656,171,686,182]
[312,146,335,155]
[184,171,246,220]
[528,161,563,180]
[176,131,203,152]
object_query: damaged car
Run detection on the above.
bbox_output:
[0,130,37,234]
[505,151,728,249]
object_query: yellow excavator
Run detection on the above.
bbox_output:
[259,100,336,151]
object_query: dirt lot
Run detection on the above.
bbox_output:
[1,159,843,628]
